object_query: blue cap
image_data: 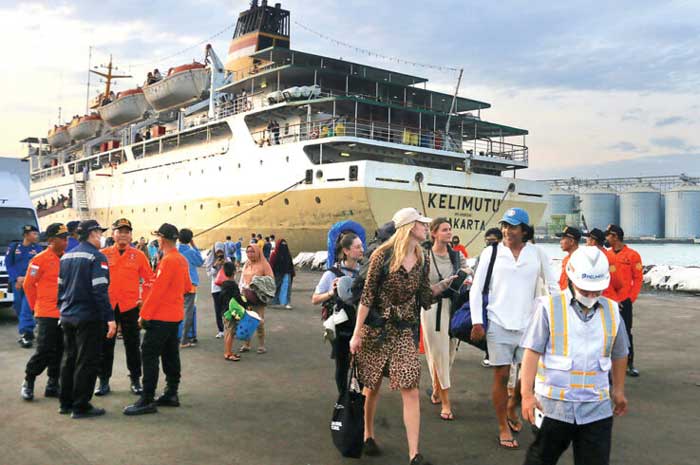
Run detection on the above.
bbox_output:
[501,208,530,226]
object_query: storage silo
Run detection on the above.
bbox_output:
[543,188,578,234]
[664,183,700,238]
[619,184,663,238]
[579,185,618,231]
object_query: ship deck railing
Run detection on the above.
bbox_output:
[249,117,528,164]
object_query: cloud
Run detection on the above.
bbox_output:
[650,137,695,151]
[621,108,644,122]
[608,141,643,153]
[655,116,689,127]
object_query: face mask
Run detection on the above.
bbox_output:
[574,289,598,308]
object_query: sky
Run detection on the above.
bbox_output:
[1,0,698,179]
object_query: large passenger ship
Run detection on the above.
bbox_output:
[25,1,546,255]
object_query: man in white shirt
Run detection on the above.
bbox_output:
[470,208,559,449]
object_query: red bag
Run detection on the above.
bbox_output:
[214,267,227,287]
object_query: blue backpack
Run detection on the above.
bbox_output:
[449,242,498,350]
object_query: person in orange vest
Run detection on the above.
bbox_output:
[556,226,581,290]
[584,228,623,301]
[20,223,69,401]
[123,223,192,416]
[95,218,154,397]
[605,225,643,377]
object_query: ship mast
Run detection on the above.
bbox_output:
[89,55,132,107]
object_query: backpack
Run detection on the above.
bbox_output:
[348,221,395,305]
[321,265,358,336]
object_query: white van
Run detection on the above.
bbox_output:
[0,157,39,305]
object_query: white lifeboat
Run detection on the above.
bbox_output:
[47,125,71,148]
[142,62,210,112]
[98,88,152,127]
[68,114,104,141]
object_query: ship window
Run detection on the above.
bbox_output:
[217,202,221,208]
[349,165,358,181]
[169,206,172,211]
[184,205,187,210]
[201,169,204,174]
[315,196,321,204]
[155,207,158,212]
[284,198,289,205]
[218,166,222,171]
[142,208,146,213]
[131,209,134,213]
[237,201,240,207]
[200,204,203,210]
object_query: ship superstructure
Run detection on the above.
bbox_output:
[25,1,546,255]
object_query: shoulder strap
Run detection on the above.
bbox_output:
[329,265,345,278]
[481,242,498,295]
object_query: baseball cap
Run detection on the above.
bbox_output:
[605,224,624,240]
[152,223,179,241]
[501,208,530,226]
[45,223,69,239]
[392,208,431,229]
[66,220,80,233]
[583,228,605,245]
[112,218,133,230]
[77,220,108,237]
[22,224,39,234]
[556,226,582,241]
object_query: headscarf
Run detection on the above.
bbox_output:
[205,241,226,269]
[241,244,273,286]
[269,238,292,271]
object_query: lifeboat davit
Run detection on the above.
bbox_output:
[47,125,71,148]
[142,63,210,112]
[98,88,152,127]
[68,114,104,141]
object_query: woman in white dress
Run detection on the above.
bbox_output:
[421,218,469,420]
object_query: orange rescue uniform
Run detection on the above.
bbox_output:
[140,248,191,322]
[605,245,643,303]
[23,248,62,318]
[102,245,154,311]
[559,253,572,290]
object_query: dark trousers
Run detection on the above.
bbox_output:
[331,333,352,397]
[25,317,63,380]
[523,416,613,465]
[99,305,141,379]
[141,320,181,400]
[619,298,634,365]
[212,292,224,332]
[59,320,103,412]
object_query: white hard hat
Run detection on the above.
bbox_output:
[565,246,610,292]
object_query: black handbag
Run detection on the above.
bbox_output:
[330,359,365,458]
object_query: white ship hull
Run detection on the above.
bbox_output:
[99,93,152,127]
[143,68,211,112]
[30,115,547,255]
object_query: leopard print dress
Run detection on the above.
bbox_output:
[357,248,433,390]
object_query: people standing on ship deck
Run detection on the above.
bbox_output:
[270,238,295,309]
[349,208,457,465]
[469,208,559,449]
[605,225,643,377]
[312,232,363,396]
[178,229,204,347]
[520,246,629,465]
[6,224,43,349]
[58,220,115,418]
[95,218,154,397]
[20,223,69,401]
[206,242,230,339]
[238,245,274,355]
[556,226,581,290]
[123,223,191,416]
[422,218,469,421]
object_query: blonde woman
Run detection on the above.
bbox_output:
[349,208,455,465]
[423,218,469,421]
[238,245,274,354]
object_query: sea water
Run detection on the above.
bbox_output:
[537,243,700,267]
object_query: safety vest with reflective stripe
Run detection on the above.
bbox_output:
[535,293,620,402]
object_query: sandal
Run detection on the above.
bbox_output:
[257,347,267,354]
[239,346,251,353]
[497,437,519,450]
[425,388,440,405]
[224,354,241,362]
[507,417,523,433]
[439,411,455,421]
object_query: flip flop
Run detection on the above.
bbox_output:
[239,346,251,353]
[224,354,241,362]
[257,347,267,354]
[425,388,440,405]
[497,437,519,450]
[507,417,523,433]
[439,411,455,421]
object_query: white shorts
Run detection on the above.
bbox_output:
[486,321,524,367]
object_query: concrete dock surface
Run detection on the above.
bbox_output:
[1,270,698,465]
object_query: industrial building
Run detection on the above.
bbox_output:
[538,174,700,240]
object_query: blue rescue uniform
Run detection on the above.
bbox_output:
[6,241,43,336]
[58,242,113,324]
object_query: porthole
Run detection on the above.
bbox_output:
[217,202,221,208]
[142,208,146,213]
[200,204,203,210]
[316,170,323,179]
[169,206,172,212]
[260,160,263,165]
[131,209,134,213]
[218,166,222,172]
[184,205,187,210]
[284,198,289,205]
[237,163,241,168]
[315,196,321,204]
[285,156,289,162]
[166,175,170,180]
[201,169,204,174]
[155,207,158,212]
[236,201,240,207]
